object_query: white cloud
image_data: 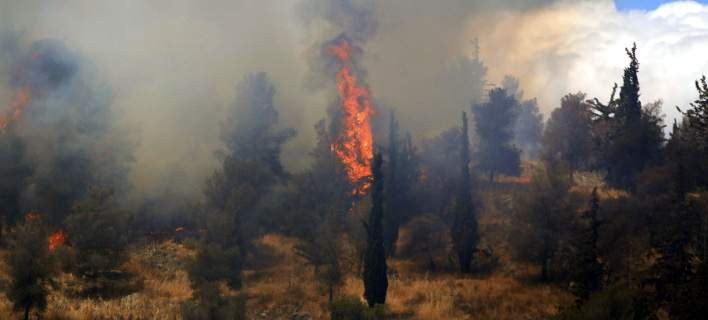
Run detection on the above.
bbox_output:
[471,0,708,126]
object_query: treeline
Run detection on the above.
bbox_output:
[1,38,707,320]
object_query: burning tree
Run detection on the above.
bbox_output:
[327,36,375,196]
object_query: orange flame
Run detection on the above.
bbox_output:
[25,211,39,221]
[175,227,185,232]
[327,38,375,195]
[0,86,32,130]
[48,230,67,252]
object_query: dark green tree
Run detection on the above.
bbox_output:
[6,217,56,320]
[589,44,664,189]
[512,162,579,281]
[63,187,133,297]
[451,112,478,274]
[472,88,521,182]
[383,112,401,257]
[221,72,295,178]
[363,153,387,307]
[571,188,604,304]
[383,112,420,257]
[542,93,594,175]
[674,75,708,189]
[197,72,294,293]
[0,123,32,238]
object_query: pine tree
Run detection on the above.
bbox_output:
[472,88,521,182]
[6,216,56,320]
[451,112,478,273]
[363,153,387,307]
[63,186,132,297]
[542,93,593,175]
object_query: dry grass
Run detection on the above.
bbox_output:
[0,195,572,320]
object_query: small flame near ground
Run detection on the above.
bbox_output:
[175,227,184,232]
[0,86,32,131]
[25,211,40,221]
[327,38,375,196]
[48,230,67,252]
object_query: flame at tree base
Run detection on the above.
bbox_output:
[328,37,375,196]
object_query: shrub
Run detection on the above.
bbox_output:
[330,295,387,320]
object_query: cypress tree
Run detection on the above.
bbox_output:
[451,112,478,273]
[363,153,388,307]
[617,43,642,124]
[383,112,400,257]
[571,188,604,304]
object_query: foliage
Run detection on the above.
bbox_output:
[569,189,604,304]
[363,153,388,307]
[543,93,594,174]
[181,282,246,320]
[6,217,56,320]
[220,72,295,178]
[329,295,387,320]
[398,214,450,273]
[588,44,665,189]
[63,186,135,298]
[472,88,521,181]
[556,284,650,320]
[0,124,32,233]
[511,163,581,281]
[383,112,419,257]
[451,112,478,273]
[514,98,544,159]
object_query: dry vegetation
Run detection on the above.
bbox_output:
[0,185,572,320]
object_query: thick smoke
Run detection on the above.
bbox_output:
[1,0,706,207]
[0,34,134,222]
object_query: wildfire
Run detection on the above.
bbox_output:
[327,38,375,196]
[0,86,32,130]
[48,230,67,252]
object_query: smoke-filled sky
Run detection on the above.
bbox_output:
[1,0,707,198]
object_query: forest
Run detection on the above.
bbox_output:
[1,1,708,320]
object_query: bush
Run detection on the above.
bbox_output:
[180,283,246,320]
[555,284,650,320]
[330,295,387,320]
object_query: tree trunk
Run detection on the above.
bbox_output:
[23,301,31,320]
[489,171,495,184]
[541,238,551,281]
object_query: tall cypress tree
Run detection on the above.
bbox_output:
[383,112,400,257]
[451,112,478,273]
[571,188,604,304]
[617,43,642,124]
[363,153,387,307]
[590,44,664,189]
